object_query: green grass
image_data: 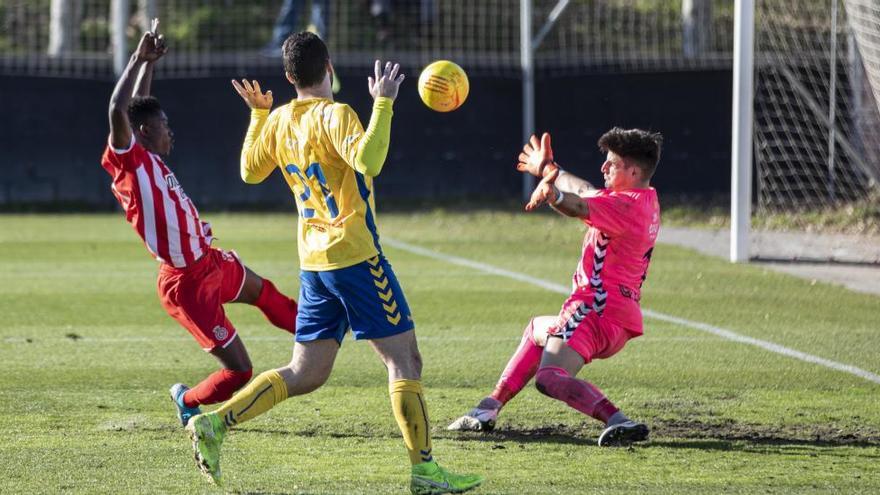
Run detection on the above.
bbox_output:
[1,212,878,494]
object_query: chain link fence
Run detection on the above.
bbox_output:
[1,0,735,79]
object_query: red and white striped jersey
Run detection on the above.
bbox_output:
[100,136,213,268]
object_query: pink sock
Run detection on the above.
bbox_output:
[534,366,619,424]
[490,319,543,405]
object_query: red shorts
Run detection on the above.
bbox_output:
[547,295,637,363]
[157,248,246,351]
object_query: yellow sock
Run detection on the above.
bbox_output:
[215,369,288,429]
[390,379,433,465]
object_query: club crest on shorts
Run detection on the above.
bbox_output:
[212,325,229,341]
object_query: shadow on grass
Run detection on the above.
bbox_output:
[141,418,880,453]
[441,418,880,452]
[443,424,595,447]
[650,418,880,449]
[232,491,321,495]
[646,439,880,458]
[238,423,596,446]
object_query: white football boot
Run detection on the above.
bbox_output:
[447,397,501,432]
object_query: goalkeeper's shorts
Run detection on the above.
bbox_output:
[546,295,639,363]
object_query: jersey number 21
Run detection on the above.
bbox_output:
[285,162,340,220]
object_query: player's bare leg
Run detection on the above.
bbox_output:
[277,339,339,396]
[175,266,296,426]
[173,265,294,428]
[235,267,298,335]
[171,335,254,426]
[370,330,484,494]
[448,316,555,432]
[188,339,339,484]
[537,337,648,447]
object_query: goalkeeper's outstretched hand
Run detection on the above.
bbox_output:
[517,132,557,178]
[525,166,560,211]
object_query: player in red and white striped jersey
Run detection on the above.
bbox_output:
[101,20,299,427]
[102,123,212,268]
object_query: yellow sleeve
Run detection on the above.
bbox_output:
[240,108,278,184]
[329,98,394,177]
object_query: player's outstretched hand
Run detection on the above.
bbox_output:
[135,18,168,63]
[525,167,560,211]
[231,79,273,110]
[517,132,557,178]
[368,60,405,101]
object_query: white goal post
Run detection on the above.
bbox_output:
[731,0,755,263]
[733,0,880,263]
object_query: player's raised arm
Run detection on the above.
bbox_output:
[524,167,590,218]
[232,78,277,184]
[108,21,166,150]
[343,60,404,177]
[518,132,596,197]
[133,19,167,98]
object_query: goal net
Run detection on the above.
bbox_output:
[752,0,880,262]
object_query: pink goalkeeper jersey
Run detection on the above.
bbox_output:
[571,187,660,334]
[100,136,213,268]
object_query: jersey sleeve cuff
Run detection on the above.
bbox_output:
[373,97,394,114]
[250,108,271,119]
[108,134,136,155]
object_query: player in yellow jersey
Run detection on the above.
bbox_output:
[184,32,484,495]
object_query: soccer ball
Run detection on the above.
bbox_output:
[417,60,469,112]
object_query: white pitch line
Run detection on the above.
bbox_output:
[384,238,880,386]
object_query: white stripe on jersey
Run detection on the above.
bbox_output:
[149,153,187,268]
[182,197,203,261]
[134,164,161,262]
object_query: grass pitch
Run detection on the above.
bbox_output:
[1,211,878,494]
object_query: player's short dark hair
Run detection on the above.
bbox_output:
[282,31,330,88]
[597,127,663,179]
[128,96,163,129]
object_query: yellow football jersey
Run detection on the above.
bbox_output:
[240,97,394,271]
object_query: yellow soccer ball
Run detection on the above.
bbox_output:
[418,60,469,112]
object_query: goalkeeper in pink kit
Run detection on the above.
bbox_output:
[449,128,662,446]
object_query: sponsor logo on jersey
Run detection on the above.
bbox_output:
[619,284,640,302]
[343,133,361,150]
[165,173,188,200]
[323,106,335,127]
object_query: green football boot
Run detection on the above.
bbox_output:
[186,412,226,485]
[411,460,484,495]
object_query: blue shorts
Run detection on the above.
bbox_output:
[296,255,415,343]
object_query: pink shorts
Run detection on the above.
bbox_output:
[157,248,246,351]
[546,295,637,363]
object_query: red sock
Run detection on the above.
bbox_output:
[490,319,543,405]
[183,368,253,407]
[255,279,297,334]
[534,366,619,424]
